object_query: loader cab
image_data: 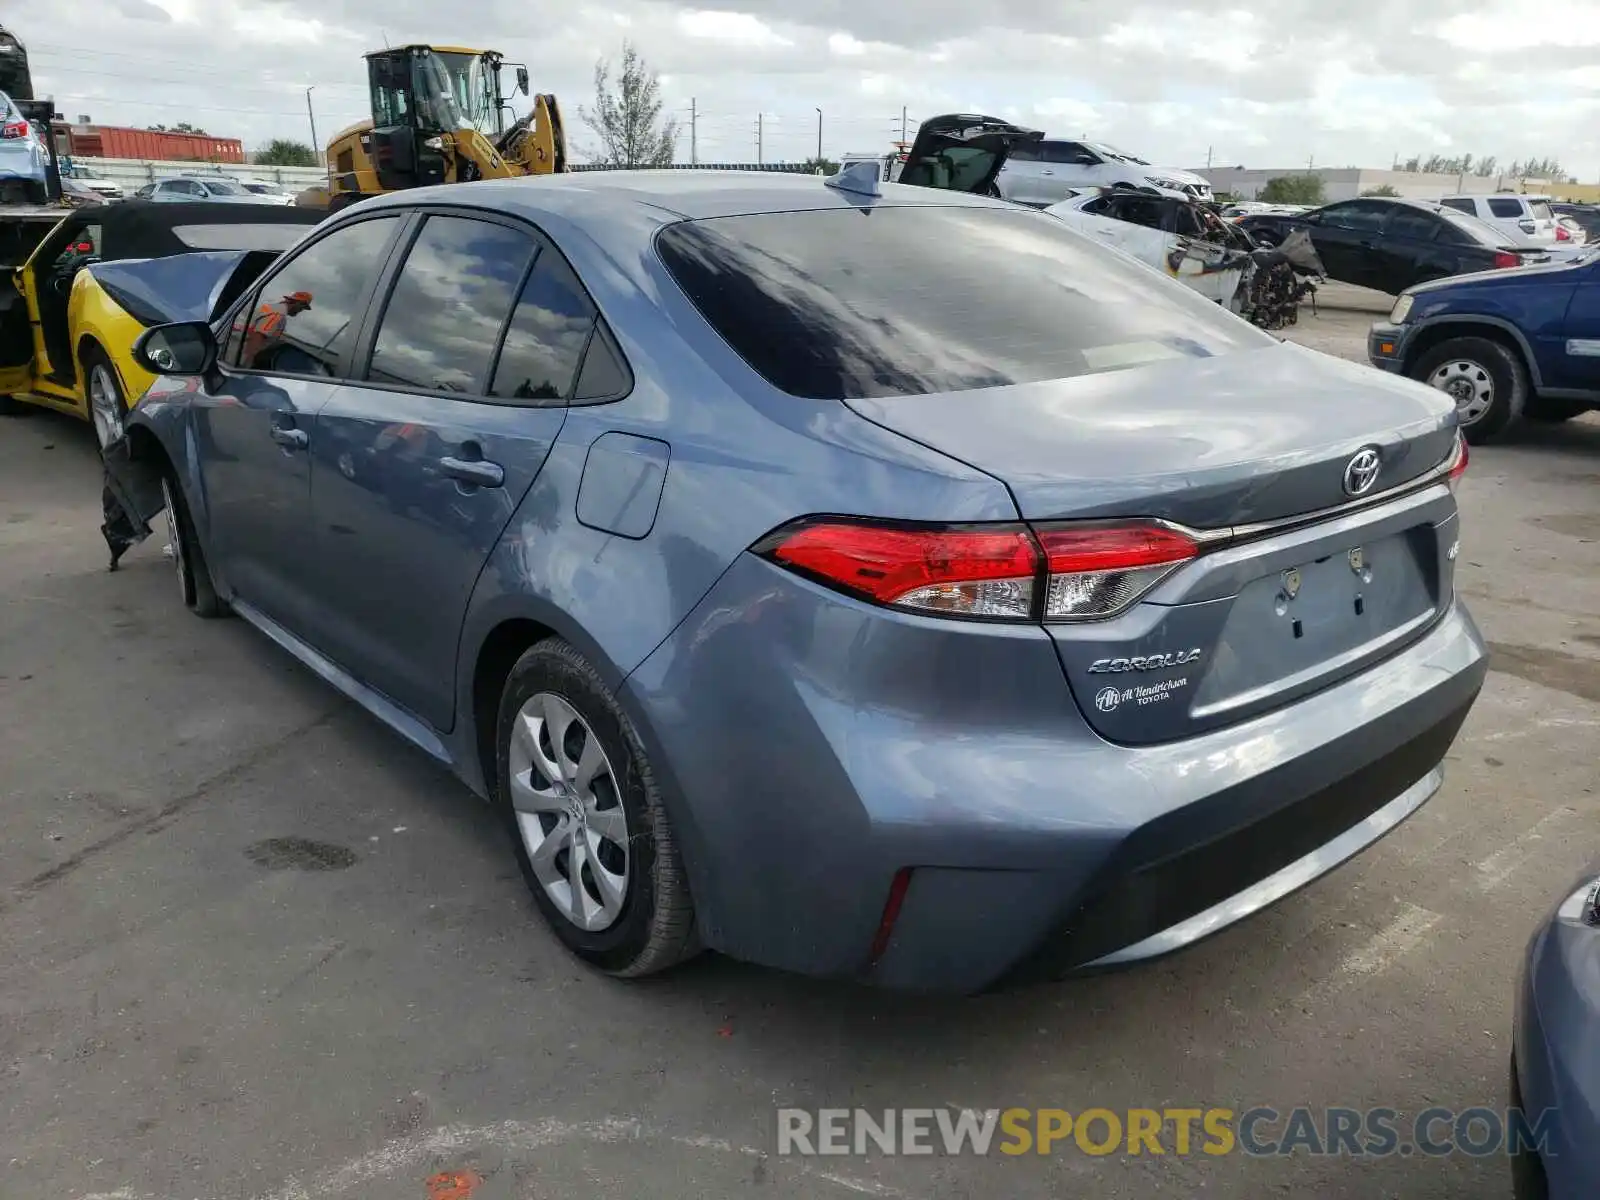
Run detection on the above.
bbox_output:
[365,46,457,191]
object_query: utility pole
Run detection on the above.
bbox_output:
[690,97,697,165]
[900,105,907,145]
[756,113,763,165]
[1205,145,1213,168]
[816,107,822,162]
[305,86,319,164]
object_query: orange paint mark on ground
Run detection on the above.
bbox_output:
[425,1168,484,1200]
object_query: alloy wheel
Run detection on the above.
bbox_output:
[507,691,631,932]
[160,476,186,601]
[1427,358,1494,425]
[88,364,123,450]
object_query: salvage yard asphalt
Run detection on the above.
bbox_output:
[3,298,1599,1200]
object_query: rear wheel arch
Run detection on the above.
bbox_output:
[472,617,561,801]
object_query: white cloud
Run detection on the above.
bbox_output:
[675,10,791,47]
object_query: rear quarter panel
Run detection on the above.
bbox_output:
[69,273,156,414]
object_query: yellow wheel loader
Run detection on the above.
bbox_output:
[315,44,567,211]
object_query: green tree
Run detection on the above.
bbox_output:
[580,40,677,167]
[1361,184,1401,197]
[1259,174,1325,205]
[802,155,839,175]
[256,139,318,167]
[147,121,207,134]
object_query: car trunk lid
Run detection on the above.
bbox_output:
[843,342,1456,528]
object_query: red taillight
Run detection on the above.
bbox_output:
[72,241,92,253]
[1493,251,1520,269]
[1034,522,1197,620]
[1445,431,1469,489]
[1557,225,1572,242]
[763,520,1040,619]
[1,120,27,140]
[758,518,1198,622]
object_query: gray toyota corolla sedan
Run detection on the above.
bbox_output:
[111,170,1487,992]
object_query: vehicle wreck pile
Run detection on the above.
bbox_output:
[1241,229,1325,329]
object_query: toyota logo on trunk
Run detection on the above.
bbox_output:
[1342,447,1382,497]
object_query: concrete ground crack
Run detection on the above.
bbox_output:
[2,709,338,913]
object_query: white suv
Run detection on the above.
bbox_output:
[1438,194,1577,248]
[997,138,1212,207]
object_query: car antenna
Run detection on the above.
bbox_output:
[825,160,882,198]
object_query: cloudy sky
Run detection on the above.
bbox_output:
[15,0,1600,176]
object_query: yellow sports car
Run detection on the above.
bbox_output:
[0,200,323,450]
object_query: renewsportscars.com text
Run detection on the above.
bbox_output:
[776,1106,1556,1158]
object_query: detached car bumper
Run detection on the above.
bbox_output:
[623,551,1488,993]
[1513,871,1600,1200]
[1368,320,1412,373]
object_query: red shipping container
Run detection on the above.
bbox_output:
[65,124,245,164]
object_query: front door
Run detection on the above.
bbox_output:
[308,213,602,730]
[1306,201,1389,290]
[1551,269,1600,392]
[196,213,405,637]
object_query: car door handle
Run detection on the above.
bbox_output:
[439,456,504,488]
[270,427,308,450]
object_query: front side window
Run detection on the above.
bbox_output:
[656,205,1272,401]
[365,215,534,394]
[488,247,597,402]
[225,216,400,376]
[1045,141,1094,165]
[1438,197,1475,214]
[1319,202,1387,232]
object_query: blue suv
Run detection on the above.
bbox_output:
[1368,251,1600,442]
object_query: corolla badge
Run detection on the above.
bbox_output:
[1342,446,1382,497]
[1087,649,1202,674]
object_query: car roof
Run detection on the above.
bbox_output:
[353,169,1013,225]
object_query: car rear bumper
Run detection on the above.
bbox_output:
[622,555,1487,992]
[1513,874,1600,1199]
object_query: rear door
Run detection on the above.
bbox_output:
[308,211,603,730]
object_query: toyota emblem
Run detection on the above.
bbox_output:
[1342,447,1382,497]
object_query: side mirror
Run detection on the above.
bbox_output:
[516,66,530,96]
[134,321,216,376]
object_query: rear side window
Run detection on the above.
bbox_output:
[1488,198,1524,219]
[1530,201,1554,221]
[488,247,597,401]
[225,216,399,376]
[366,215,535,394]
[1383,209,1440,242]
[656,205,1271,401]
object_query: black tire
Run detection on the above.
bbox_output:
[495,638,698,977]
[1524,395,1588,423]
[80,344,128,455]
[1410,336,1528,445]
[159,470,225,618]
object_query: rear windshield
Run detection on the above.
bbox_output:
[172,224,309,251]
[655,205,1272,400]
